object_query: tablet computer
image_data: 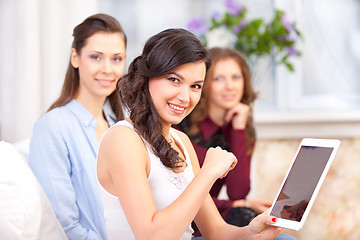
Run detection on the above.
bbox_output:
[268,138,340,231]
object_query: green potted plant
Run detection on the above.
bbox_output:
[187,0,302,72]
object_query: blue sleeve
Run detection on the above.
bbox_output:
[28,115,100,240]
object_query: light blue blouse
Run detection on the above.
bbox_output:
[28,99,116,240]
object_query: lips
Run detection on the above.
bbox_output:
[96,79,115,87]
[168,103,186,112]
[222,94,237,101]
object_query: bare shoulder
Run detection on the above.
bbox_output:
[98,124,153,199]
[101,124,143,149]
[98,124,148,168]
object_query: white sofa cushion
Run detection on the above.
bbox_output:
[0,141,66,239]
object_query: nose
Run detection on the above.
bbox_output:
[225,78,234,89]
[102,59,113,74]
[177,86,190,104]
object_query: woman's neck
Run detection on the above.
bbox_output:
[208,104,227,126]
[78,96,109,142]
[75,94,106,120]
[162,123,171,141]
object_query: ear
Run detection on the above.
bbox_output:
[70,48,79,68]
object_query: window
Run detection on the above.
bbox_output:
[99,0,360,138]
[271,0,360,111]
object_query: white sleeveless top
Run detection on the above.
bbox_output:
[99,120,195,240]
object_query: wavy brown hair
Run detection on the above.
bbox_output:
[119,28,211,168]
[187,47,257,155]
[48,13,127,120]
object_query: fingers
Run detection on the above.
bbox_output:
[222,151,237,178]
[255,209,277,225]
[225,105,242,123]
[248,198,273,212]
[228,152,237,169]
[220,170,230,179]
[225,103,250,129]
[260,199,273,211]
[205,147,237,179]
[249,209,283,235]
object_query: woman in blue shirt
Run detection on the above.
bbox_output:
[28,14,127,240]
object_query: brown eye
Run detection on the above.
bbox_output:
[192,84,202,90]
[168,77,179,84]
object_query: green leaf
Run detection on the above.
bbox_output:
[193,5,302,73]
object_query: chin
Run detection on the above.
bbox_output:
[170,120,183,125]
[169,117,185,125]
[223,103,238,109]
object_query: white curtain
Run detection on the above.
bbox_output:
[2,0,359,143]
[276,0,360,109]
[0,0,212,143]
[0,0,98,143]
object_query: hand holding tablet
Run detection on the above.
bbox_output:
[268,138,340,230]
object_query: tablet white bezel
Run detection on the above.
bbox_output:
[268,138,340,231]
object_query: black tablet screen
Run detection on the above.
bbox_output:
[270,146,334,222]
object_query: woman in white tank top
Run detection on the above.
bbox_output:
[97,28,296,240]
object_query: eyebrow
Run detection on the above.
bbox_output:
[168,72,205,83]
[168,72,184,79]
[90,51,126,55]
[194,80,205,84]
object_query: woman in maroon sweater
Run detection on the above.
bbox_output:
[177,47,272,235]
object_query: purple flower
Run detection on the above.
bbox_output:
[186,16,209,37]
[280,13,293,31]
[286,47,298,56]
[212,11,221,21]
[232,19,247,34]
[224,0,244,16]
[233,25,241,34]
[283,21,293,31]
[240,19,247,28]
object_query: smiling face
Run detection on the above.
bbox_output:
[148,61,206,128]
[71,31,126,102]
[208,57,244,113]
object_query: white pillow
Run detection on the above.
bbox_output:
[0,141,67,240]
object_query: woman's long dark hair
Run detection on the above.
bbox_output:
[187,47,257,155]
[48,13,127,120]
[119,28,211,168]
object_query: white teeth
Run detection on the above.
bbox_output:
[169,103,185,111]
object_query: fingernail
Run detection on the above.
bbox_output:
[272,217,276,223]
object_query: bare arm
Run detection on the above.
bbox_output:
[97,126,236,240]
[178,130,283,240]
